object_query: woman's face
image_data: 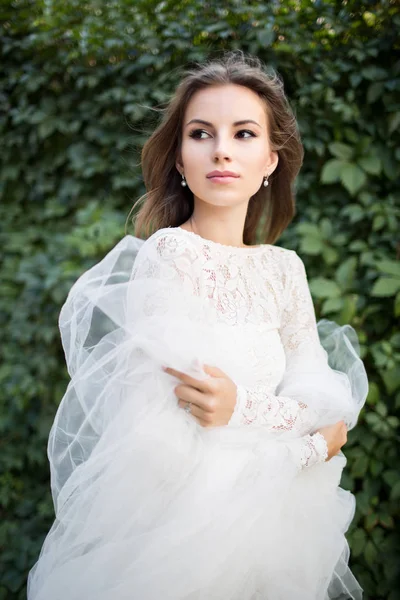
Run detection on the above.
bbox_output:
[177,83,279,209]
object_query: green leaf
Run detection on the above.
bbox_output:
[340,163,367,195]
[321,297,343,314]
[390,481,400,501]
[319,218,333,239]
[395,291,400,318]
[382,367,400,395]
[363,11,377,26]
[371,277,400,297]
[361,66,387,80]
[379,513,394,529]
[366,382,380,406]
[367,81,384,103]
[328,142,354,160]
[352,454,369,477]
[372,214,386,231]
[338,294,357,323]
[364,540,378,567]
[343,205,365,224]
[309,278,341,299]
[350,528,366,557]
[375,260,400,278]
[383,470,399,487]
[381,147,399,180]
[322,246,339,266]
[320,159,346,184]
[388,111,400,135]
[38,118,58,139]
[365,512,379,530]
[335,257,358,291]
[358,156,382,175]
[375,402,388,417]
[296,223,321,237]
[300,236,323,255]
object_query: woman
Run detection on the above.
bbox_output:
[28,51,368,599]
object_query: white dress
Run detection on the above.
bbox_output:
[28,226,369,600]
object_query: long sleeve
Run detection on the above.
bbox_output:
[229,384,328,468]
[228,250,329,468]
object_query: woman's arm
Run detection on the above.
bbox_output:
[228,250,322,426]
[227,250,339,468]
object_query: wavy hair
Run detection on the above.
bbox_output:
[132,51,304,245]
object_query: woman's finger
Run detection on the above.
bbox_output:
[177,399,209,427]
[163,366,211,393]
[174,384,210,411]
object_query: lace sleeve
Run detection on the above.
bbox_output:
[228,384,318,434]
[228,384,328,469]
[228,251,323,428]
[279,251,321,357]
[228,250,330,469]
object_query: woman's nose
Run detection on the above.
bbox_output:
[212,136,233,162]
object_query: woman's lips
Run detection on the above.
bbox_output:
[207,176,239,184]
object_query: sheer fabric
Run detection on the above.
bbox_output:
[28,227,368,600]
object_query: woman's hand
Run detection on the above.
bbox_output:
[163,364,237,427]
[316,420,348,461]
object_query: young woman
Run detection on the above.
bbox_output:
[28,51,368,600]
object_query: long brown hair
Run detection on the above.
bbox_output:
[132,50,304,245]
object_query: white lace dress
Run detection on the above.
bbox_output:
[28,227,368,600]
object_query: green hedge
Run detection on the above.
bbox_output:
[1,1,399,598]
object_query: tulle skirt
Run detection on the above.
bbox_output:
[27,235,367,599]
[28,359,363,600]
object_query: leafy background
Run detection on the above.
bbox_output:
[1,0,399,598]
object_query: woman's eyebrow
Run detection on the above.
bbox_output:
[185,118,262,128]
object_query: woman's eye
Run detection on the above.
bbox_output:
[188,129,256,140]
[188,129,210,139]
[236,129,256,139]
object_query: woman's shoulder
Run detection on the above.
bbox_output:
[127,227,204,279]
[267,244,301,269]
[133,227,200,261]
[264,246,308,294]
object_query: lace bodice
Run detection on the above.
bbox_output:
[132,227,329,469]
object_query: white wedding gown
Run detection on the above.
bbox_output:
[28,226,368,600]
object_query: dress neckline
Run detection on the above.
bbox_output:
[159,227,269,253]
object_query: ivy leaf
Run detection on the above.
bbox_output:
[375,260,400,278]
[300,236,323,255]
[350,528,367,557]
[309,277,341,299]
[388,111,400,135]
[371,277,400,297]
[321,297,344,314]
[336,256,358,291]
[358,156,382,175]
[367,82,384,104]
[395,291,400,318]
[321,159,347,184]
[328,142,354,160]
[364,540,379,567]
[340,163,367,195]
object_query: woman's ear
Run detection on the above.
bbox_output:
[266,150,279,175]
[175,157,184,175]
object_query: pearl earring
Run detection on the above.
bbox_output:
[263,174,269,187]
[181,174,187,187]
